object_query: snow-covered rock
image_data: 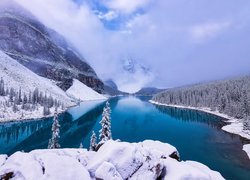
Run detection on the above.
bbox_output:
[95,161,123,180]
[0,155,7,166]
[66,79,107,101]
[0,140,224,180]
[243,144,250,159]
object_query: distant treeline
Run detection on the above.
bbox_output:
[0,77,64,117]
[152,75,250,129]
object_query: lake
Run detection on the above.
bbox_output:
[0,96,249,180]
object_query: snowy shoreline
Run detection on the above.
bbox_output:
[0,105,75,124]
[149,100,250,159]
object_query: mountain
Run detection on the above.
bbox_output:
[104,79,118,90]
[122,57,151,75]
[0,51,72,104]
[0,50,107,121]
[0,1,103,92]
[135,87,164,96]
[103,79,127,96]
[66,79,107,101]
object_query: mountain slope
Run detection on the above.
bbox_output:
[0,1,103,92]
[0,50,72,105]
[135,87,164,96]
[66,79,107,101]
[0,51,108,121]
[103,79,127,96]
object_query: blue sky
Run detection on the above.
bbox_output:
[16,0,250,92]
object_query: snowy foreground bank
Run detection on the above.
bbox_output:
[0,140,223,180]
[149,100,250,159]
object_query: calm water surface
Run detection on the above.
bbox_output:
[0,96,249,180]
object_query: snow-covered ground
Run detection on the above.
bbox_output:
[66,79,107,101]
[0,51,107,122]
[0,51,73,106]
[149,100,250,159]
[243,145,250,159]
[0,140,224,180]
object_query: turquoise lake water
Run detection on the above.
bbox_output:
[0,96,250,179]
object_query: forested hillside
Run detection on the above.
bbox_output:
[152,76,250,129]
[0,77,64,120]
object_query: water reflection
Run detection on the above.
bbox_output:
[155,105,227,129]
[0,100,108,155]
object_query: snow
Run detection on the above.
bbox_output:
[243,144,250,159]
[0,51,73,106]
[0,140,224,180]
[0,155,7,166]
[0,51,75,122]
[66,79,107,101]
[0,51,108,122]
[95,161,123,180]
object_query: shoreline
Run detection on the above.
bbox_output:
[149,100,250,159]
[0,98,108,124]
[0,105,74,124]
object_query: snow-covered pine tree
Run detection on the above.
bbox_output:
[105,101,111,117]
[99,102,112,145]
[79,142,83,148]
[48,108,60,149]
[89,131,97,151]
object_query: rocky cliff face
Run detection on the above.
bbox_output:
[0,1,103,92]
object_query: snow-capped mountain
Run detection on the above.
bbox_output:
[0,50,106,121]
[116,57,154,93]
[122,57,151,75]
[0,0,103,93]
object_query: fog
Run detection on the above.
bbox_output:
[14,0,250,92]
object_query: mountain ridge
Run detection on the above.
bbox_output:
[0,1,104,92]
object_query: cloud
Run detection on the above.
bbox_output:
[97,10,118,21]
[11,0,250,93]
[101,0,152,14]
[189,21,231,43]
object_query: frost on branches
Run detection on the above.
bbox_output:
[99,101,112,146]
[89,131,97,151]
[48,109,61,149]
[0,77,65,121]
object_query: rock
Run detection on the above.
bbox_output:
[95,161,123,180]
[0,1,104,93]
[0,140,225,180]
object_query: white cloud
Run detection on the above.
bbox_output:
[9,0,250,92]
[102,0,151,14]
[189,21,231,43]
[97,10,118,21]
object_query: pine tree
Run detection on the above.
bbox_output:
[48,109,60,149]
[0,77,5,96]
[89,131,97,151]
[99,101,112,144]
[17,87,22,105]
[79,142,83,148]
